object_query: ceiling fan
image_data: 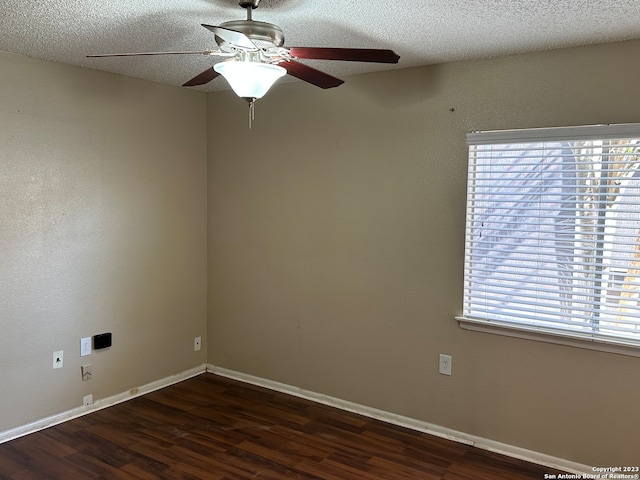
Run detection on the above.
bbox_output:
[88,0,400,125]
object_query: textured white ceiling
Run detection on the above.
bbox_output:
[2,0,640,92]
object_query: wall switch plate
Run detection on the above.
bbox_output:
[53,350,64,369]
[439,354,452,376]
[83,394,93,406]
[80,337,92,357]
[194,336,201,351]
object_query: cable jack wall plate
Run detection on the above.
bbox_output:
[53,351,63,369]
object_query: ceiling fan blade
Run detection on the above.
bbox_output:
[288,47,400,64]
[87,50,220,58]
[278,60,344,89]
[182,67,220,87]
[201,24,258,50]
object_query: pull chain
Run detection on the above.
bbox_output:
[242,97,257,129]
[248,99,255,129]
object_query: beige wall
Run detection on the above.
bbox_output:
[2,37,639,467]
[0,51,208,432]
[207,39,640,466]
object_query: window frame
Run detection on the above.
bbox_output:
[457,123,640,357]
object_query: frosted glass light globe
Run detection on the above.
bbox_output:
[214,61,286,99]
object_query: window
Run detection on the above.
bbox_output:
[458,124,640,355]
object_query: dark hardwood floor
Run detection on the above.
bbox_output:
[0,373,562,479]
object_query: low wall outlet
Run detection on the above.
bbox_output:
[194,336,201,351]
[53,350,64,369]
[83,394,93,407]
[439,354,452,376]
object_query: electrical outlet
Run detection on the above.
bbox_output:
[83,394,93,407]
[53,350,64,369]
[194,336,201,351]
[439,354,452,376]
[80,337,92,357]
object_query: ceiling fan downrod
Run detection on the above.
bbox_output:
[240,0,260,20]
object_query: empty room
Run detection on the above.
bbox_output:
[1,0,639,477]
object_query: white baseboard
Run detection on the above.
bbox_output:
[206,364,592,475]
[0,362,593,475]
[0,364,207,444]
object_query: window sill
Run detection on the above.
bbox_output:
[456,316,640,358]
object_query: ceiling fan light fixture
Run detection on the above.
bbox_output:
[214,61,286,100]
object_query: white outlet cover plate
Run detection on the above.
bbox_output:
[194,336,201,351]
[439,354,452,376]
[53,350,64,369]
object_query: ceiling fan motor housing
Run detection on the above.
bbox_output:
[217,20,285,49]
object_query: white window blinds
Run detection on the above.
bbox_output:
[462,124,640,347]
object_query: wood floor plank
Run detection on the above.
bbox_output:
[299,456,385,480]
[0,373,565,479]
[367,455,444,480]
[1,441,98,479]
[62,450,141,480]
